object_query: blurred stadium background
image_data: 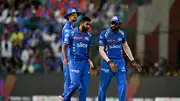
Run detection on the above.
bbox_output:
[0,0,180,101]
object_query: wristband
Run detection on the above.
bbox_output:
[107,60,112,64]
[131,60,136,64]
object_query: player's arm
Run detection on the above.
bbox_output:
[62,31,71,65]
[122,41,142,72]
[99,32,117,72]
[99,32,110,62]
[88,36,94,69]
[99,46,117,72]
[88,46,94,69]
[122,42,134,61]
[88,47,92,61]
[62,44,68,65]
[99,46,110,62]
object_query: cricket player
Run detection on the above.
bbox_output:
[59,8,81,100]
[61,16,94,101]
[98,16,142,101]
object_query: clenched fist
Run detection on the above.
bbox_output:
[108,60,118,72]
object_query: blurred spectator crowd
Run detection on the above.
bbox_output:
[1,0,177,76]
[0,0,138,74]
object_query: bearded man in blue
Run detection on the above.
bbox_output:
[98,16,142,101]
[60,16,94,101]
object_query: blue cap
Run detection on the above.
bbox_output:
[111,16,121,24]
[64,8,81,19]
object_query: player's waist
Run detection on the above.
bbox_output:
[60,52,71,60]
[103,57,124,61]
[107,55,124,59]
[70,57,88,61]
[102,58,125,65]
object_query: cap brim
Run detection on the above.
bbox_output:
[64,12,81,19]
[111,20,120,24]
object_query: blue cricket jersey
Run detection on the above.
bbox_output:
[62,21,74,60]
[99,28,127,59]
[64,27,92,60]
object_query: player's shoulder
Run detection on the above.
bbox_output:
[62,26,71,34]
[100,29,109,35]
[63,22,72,30]
[100,28,111,39]
[118,29,125,36]
[102,29,109,33]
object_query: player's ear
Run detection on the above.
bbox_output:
[67,15,70,20]
[80,21,84,26]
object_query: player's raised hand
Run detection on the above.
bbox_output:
[131,60,142,72]
[108,60,118,72]
[63,58,68,65]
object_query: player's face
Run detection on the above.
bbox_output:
[68,12,78,22]
[82,21,91,32]
[111,21,119,31]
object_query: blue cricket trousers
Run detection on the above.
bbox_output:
[98,59,127,101]
[63,59,90,101]
[60,53,71,99]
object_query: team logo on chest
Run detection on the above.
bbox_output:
[85,37,89,41]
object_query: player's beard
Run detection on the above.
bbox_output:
[82,26,89,32]
[111,26,118,31]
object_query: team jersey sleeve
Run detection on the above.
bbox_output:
[122,31,127,43]
[62,29,70,43]
[63,30,72,45]
[99,31,106,46]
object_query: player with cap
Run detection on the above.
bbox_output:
[59,8,81,100]
[98,16,142,101]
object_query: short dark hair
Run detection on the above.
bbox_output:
[80,16,91,23]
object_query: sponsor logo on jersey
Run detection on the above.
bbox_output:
[109,44,121,49]
[77,42,88,48]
